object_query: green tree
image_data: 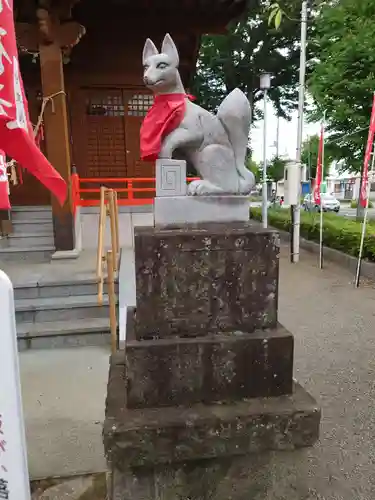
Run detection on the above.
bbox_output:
[267,156,287,196]
[308,0,375,173]
[246,157,261,183]
[192,0,318,122]
[301,134,336,179]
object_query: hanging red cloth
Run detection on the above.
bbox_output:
[313,124,324,205]
[140,93,194,161]
[0,150,10,209]
[0,0,67,206]
[35,122,44,148]
[360,94,375,208]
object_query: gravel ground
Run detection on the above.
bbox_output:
[277,243,375,499]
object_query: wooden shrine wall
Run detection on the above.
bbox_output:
[12,19,197,205]
[66,26,156,181]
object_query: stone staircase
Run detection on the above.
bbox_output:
[14,277,114,350]
[0,205,55,261]
[0,206,117,350]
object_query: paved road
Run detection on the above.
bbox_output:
[21,346,108,479]
[252,200,375,220]
[337,205,375,219]
[275,243,375,499]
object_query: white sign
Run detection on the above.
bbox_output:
[0,271,31,500]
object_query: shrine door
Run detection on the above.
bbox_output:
[70,87,154,186]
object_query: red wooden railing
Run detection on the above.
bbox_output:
[71,174,199,213]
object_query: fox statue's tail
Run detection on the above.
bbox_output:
[217,88,255,194]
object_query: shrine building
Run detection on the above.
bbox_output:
[11,0,248,252]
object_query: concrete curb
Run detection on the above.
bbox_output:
[37,476,94,500]
[276,227,375,281]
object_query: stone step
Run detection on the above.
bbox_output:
[13,277,108,300]
[15,294,114,323]
[11,205,51,211]
[0,233,54,249]
[17,318,111,350]
[11,219,53,235]
[0,246,54,263]
[11,205,52,221]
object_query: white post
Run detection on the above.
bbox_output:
[355,149,375,287]
[262,89,268,228]
[291,0,308,263]
[260,72,271,229]
[0,271,31,500]
[276,115,280,158]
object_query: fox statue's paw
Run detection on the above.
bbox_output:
[188,179,224,196]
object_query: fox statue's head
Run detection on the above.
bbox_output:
[142,34,185,95]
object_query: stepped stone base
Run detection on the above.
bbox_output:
[103,221,321,500]
[104,354,320,499]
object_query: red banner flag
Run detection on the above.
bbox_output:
[0,150,9,209]
[314,124,324,205]
[360,94,375,208]
[0,0,67,206]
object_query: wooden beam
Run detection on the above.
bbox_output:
[37,8,54,44]
[16,22,39,52]
[57,20,85,47]
[17,10,85,50]
[39,42,75,251]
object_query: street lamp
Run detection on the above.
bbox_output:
[260,72,272,228]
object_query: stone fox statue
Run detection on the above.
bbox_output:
[141,34,255,196]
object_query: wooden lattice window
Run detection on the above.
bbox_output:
[127,94,153,117]
[86,94,125,116]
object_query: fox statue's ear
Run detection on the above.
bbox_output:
[143,38,159,65]
[161,33,179,66]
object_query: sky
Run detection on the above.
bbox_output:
[251,99,321,163]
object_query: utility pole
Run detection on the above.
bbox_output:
[260,73,272,228]
[291,0,307,263]
[276,115,280,158]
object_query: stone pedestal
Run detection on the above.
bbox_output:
[104,222,321,500]
[154,195,250,225]
[153,159,249,225]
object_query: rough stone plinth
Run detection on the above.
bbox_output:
[134,222,279,339]
[154,195,249,225]
[126,325,293,409]
[104,355,320,470]
[108,450,318,500]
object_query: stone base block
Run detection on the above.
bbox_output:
[154,195,249,225]
[134,222,279,339]
[104,357,320,469]
[108,450,321,500]
[125,325,294,409]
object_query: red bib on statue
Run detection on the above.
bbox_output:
[140,93,191,161]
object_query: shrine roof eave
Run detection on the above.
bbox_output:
[15,0,250,27]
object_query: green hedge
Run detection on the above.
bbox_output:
[350,199,374,209]
[250,207,375,262]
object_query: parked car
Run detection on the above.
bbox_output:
[302,193,340,213]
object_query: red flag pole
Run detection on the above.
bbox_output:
[355,92,375,288]
[318,112,326,270]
